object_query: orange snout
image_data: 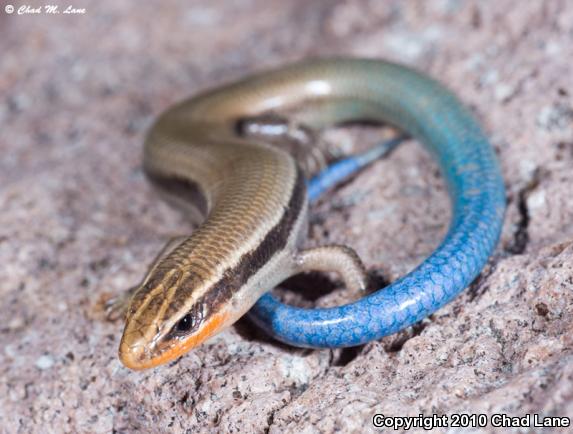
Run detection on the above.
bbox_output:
[119,310,230,370]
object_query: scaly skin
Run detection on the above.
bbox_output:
[118,58,505,369]
[248,59,506,347]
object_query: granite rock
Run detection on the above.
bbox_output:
[1,0,572,433]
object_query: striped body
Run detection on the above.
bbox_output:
[120,126,308,369]
[119,58,506,369]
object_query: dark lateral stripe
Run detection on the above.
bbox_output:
[195,166,306,315]
[146,171,209,217]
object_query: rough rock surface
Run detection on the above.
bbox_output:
[1,1,572,433]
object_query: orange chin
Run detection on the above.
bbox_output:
[119,310,230,371]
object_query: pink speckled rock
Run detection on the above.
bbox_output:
[1,1,572,433]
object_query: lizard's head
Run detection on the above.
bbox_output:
[118,268,231,370]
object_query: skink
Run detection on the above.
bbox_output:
[115,58,506,370]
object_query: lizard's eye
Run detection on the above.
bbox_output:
[171,304,204,336]
[175,314,194,333]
